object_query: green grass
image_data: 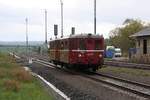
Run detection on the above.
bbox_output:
[100,66,150,77]
[0,52,54,100]
[104,58,113,60]
[0,79,54,100]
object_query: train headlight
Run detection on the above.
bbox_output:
[99,54,102,58]
[78,54,82,57]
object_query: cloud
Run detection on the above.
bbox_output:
[0,0,150,41]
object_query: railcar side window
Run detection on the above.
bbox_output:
[49,43,51,49]
[95,40,100,50]
[56,41,58,49]
[70,39,77,49]
[50,42,54,49]
[79,39,86,50]
[61,42,64,49]
[64,41,68,49]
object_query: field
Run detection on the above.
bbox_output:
[0,52,54,100]
[0,46,37,53]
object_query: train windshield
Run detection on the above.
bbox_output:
[79,39,94,50]
[86,39,95,50]
[79,39,86,50]
[95,40,101,50]
[79,39,102,50]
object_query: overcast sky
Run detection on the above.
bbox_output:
[0,0,150,41]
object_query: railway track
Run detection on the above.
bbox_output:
[11,53,150,99]
[15,52,150,70]
[104,60,150,70]
[34,59,150,99]
[94,72,150,89]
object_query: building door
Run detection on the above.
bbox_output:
[143,39,147,54]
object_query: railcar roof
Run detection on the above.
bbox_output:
[49,33,103,42]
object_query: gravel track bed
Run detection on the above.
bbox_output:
[98,70,150,85]
[31,63,98,100]
[26,62,146,100]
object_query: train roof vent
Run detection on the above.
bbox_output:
[88,33,92,36]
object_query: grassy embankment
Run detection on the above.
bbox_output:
[101,66,150,77]
[0,53,54,100]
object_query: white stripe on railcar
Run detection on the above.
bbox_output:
[49,50,104,52]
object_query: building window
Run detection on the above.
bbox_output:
[138,40,140,47]
[143,39,147,54]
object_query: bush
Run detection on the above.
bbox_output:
[0,70,3,77]
[4,80,20,92]
[0,68,6,78]
[12,68,32,83]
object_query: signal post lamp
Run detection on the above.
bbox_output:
[60,0,63,38]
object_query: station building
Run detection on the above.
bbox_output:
[130,27,150,63]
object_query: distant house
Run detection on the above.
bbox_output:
[130,27,150,63]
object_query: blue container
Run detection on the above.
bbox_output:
[106,50,114,58]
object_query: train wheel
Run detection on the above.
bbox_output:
[92,68,97,72]
[66,64,72,69]
[61,64,64,68]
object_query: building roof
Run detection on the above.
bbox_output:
[130,27,150,37]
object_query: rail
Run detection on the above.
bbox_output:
[104,60,150,70]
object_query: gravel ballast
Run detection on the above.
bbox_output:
[27,62,147,100]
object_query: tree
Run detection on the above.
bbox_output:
[108,19,145,54]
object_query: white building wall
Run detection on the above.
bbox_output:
[136,38,150,55]
[136,39,142,55]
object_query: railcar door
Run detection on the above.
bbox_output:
[55,40,60,62]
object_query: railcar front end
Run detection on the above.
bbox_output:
[69,34,104,71]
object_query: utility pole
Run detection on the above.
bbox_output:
[25,18,28,58]
[45,10,48,44]
[94,0,96,34]
[60,0,63,38]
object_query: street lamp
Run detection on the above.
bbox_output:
[25,18,28,56]
[94,0,96,34]
[60,0,63,38]
[45,9,48,44]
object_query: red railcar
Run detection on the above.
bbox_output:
[49,34,104,71]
